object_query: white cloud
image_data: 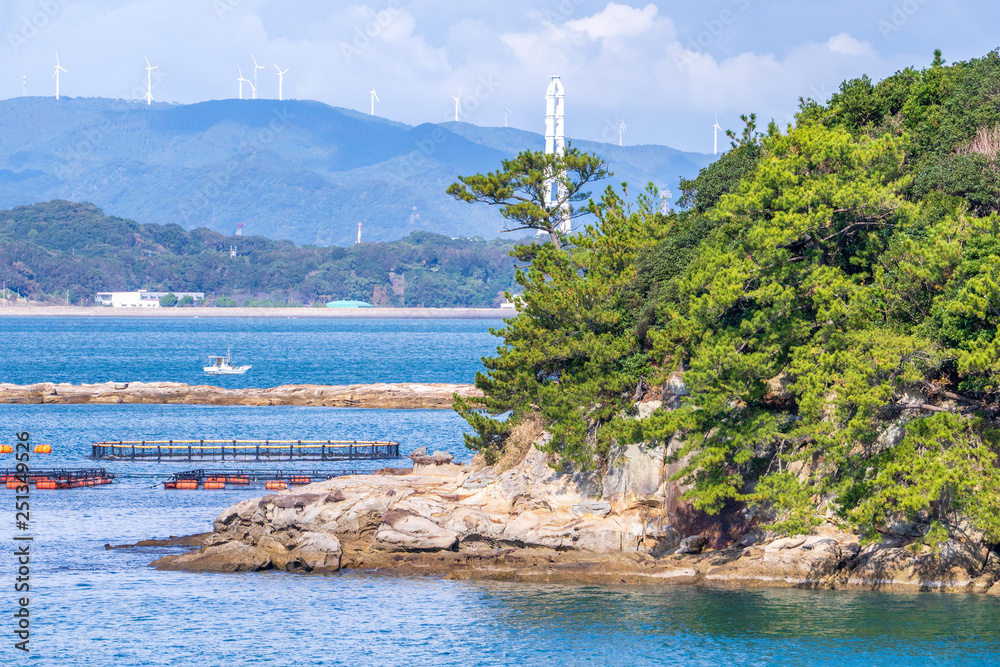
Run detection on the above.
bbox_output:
[565,2,658,40]
[827,32,875,57]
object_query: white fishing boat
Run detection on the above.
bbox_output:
[203,349,251,375]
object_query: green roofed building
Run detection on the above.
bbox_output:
[326,300,374,308]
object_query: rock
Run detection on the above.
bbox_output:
[666,372,688,396]
[0,381,482,409]
[285,532,342,572]
[635,401,662,420]
[602,443,666,513]
[571,500,612,518]
[373,510,459,552]
[845,538,988,592]
[707,533,847,588]
[154,541,271,572]
[677,535,706,554]
[764,370,795,405]
[876,423,906,451]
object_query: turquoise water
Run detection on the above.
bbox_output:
[0,318,998,665]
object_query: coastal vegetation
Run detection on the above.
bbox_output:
[0,200,521,307]
[456,49,1000,545]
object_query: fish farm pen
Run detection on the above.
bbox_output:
[1,468,116,489]
[91,439,401,462]
[162,468,356,490]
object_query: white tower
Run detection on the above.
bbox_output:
[22,76,26,96]
[53,52,67,100]
[144,57,158,105]
[544,76,570,233]
[251,54,264,99]
[275,64,289,101]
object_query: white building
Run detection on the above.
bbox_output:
[95,290,204,307]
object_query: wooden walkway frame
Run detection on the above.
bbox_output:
[91,439,400,461]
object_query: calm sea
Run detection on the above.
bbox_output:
[0,317,997,665]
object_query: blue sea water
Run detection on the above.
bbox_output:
[0,317,501,387]
[0,317,998,665]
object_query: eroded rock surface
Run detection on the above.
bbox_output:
[152,440,1000,593]
[0,381,481,409]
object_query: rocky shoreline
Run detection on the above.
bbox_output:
[150,443,1000,594]
[0,381,481,409]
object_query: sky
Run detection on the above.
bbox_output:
[0,0,997,153]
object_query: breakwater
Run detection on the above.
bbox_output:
[0,305,512,319]
[0,381,482,409]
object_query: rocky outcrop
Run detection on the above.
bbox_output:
[0,381,481,409]
[152,439,1000,593]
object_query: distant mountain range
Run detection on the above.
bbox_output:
[0,97,714,246]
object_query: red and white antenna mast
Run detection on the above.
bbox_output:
[236,222,243,236]
[357,222,362,244]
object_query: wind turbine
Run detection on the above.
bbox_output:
[237,66,247,100]
[504,107,511,128]
[251,54,264,99]
[617,118,627,146]
[274,63,289,101]
[22,76,26,97]
[713,114,722,155]
[246,78,256,101]
[52,52,67,100]
[369,86,379,115]
[144,56,158,105]
[452,90,462,122]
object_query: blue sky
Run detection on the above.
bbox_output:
[0,0,996,152]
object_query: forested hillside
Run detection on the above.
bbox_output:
[0,97,712,245]
[459,49,1000,545]
[0,200,521,307]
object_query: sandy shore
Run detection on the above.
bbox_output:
[0,306,511,319]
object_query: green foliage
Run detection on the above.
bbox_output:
[177,295,195,306]
[447,147,610,250]
[458,181,664,469]
[158,292,178,307]
[677,114,761,212]
[458,49,1000,545]
[215,296,238,308]
[0,201,521,307]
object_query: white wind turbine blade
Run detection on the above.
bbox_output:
[373,90,379,102]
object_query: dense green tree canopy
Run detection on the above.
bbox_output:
[459,49,1000,545]
[0,200,522,308]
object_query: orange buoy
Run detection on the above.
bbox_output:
[206,476,227,483]
[0,474,15,482]
[163,481,177,489]
[175,481,199,490]
[34,444,52,454]
[6,481,24,489]
[265,481,287,490]
[227,476,250,485]
[35,481,58,490]
[290,476,311,485]
[0,445,12,453]
[203,481,226,490]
